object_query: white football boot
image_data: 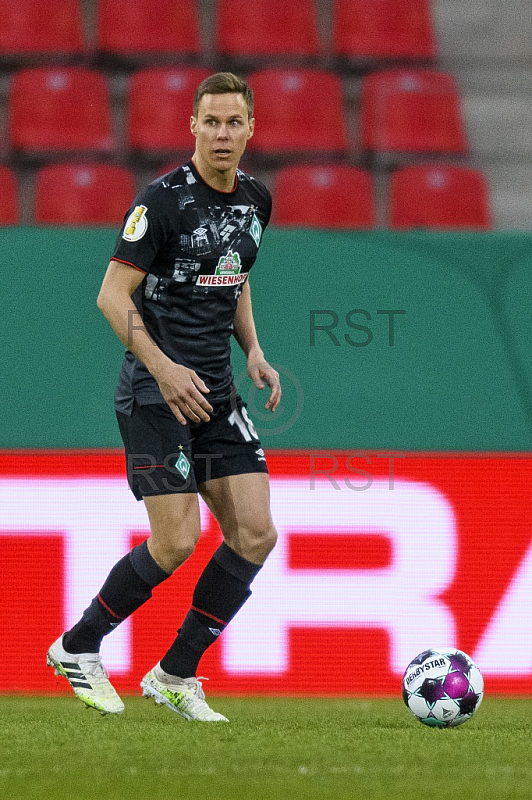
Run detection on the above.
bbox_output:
[141,663,228,722]
[46,635,124,715]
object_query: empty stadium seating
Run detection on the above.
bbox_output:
[96,0,200,58]
[389,164,492,229]
[272,164,375,228]
[0,0,84,58]
[127,67,210,154]
[0,167,19,224]
[35,164,136,225]
[216,0,320,57]
[247,69,348,156]
[0,0,518,228]
[9,68,114,155]
[360,69,468,157]
[333,0,436,60]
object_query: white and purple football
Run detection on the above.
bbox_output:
[402,648,484,728]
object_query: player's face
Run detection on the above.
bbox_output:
[191,93,255,176]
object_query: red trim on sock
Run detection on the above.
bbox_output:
[191,605,227,626]
[97,594,125,620]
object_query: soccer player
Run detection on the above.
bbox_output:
[47,72,280,722]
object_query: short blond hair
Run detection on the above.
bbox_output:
[193,72,254,119]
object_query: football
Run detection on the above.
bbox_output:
[402,648,484,728]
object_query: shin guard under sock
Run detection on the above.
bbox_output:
[160,543,263,678]
[63,540,169,654]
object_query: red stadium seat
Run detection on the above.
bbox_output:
[0,0,84,57]
[389,165,492,229]
[333,0,436,60]
[9,68,114,155]
[360,69,467,156]
[272,164,374,228]
[127,67,210,154]
[0,167,19,224]
[96,0,200,58]
[247,69,348,156]
[35,164,136,225]
[216,0,320,57]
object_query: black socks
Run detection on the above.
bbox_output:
[62,539,264,678]
[63,540,169,654]
[160,542,262,678]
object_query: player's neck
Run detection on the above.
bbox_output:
[191,155,237,193]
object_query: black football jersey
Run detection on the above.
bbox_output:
[112,161,272,413]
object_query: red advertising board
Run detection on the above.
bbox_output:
[1,450,531,696]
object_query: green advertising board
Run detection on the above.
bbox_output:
[2,228,531,450]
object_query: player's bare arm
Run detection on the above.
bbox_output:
[97,259,213,424]
[233,279,281,412]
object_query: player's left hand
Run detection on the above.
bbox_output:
[247,359,281,412]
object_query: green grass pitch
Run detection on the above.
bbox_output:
[1,696,531,799]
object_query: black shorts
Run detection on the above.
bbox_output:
[116,395,268,500]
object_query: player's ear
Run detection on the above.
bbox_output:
[247,117,255,139]
[190,116,197,137]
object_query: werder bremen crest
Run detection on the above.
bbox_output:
[175,452,190,480]
[215,250,242,276]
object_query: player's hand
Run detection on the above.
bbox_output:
[247,358,281,412]
[153,360,212,424]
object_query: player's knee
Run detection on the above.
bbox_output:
[261,523,278,555]
[172,539,197,567]
[161,542,197,574]
[236,521,277,563]
[148,534,198,574]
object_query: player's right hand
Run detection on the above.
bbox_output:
[153,361,212,424]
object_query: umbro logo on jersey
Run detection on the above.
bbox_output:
[255,448,266,462]
[209,627,222,637]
